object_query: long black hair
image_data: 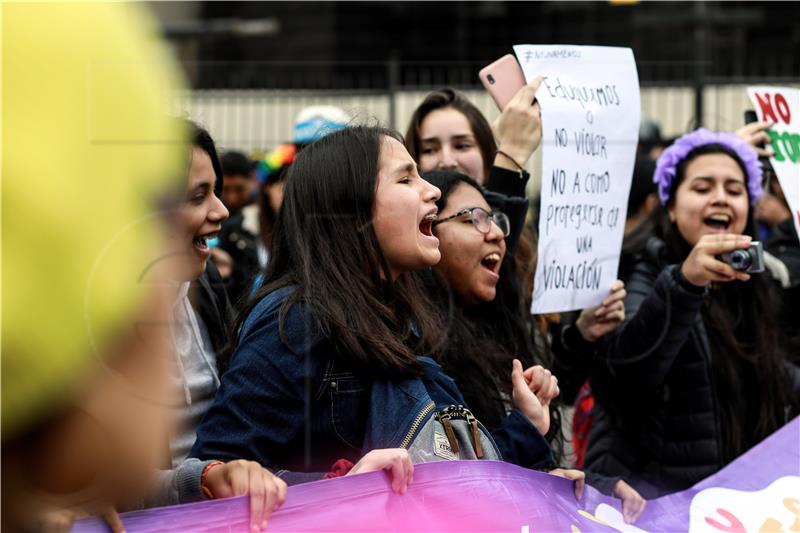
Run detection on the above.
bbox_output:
[628,143,797,462]
[420,170,562,455]
[226,126,441,377]
[190,121,223,197]
[184,121,233,374]
[257,166,288,252]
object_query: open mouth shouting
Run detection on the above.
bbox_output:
[419,210,439,245]
[480,251,502,280]
[193,231,218,254]
[703,213,732,233]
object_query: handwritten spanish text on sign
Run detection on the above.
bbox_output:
[747,86,800,240]
[513,45,640,313]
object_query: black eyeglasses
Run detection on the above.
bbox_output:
[432,207,510,237]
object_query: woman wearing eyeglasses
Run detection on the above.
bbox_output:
[421,171,625,432]
[404,87,626,360]
[419,171,645,523]
[423,171,531,426]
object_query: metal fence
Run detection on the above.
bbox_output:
[179,83,798,155]
[170,58,798,204]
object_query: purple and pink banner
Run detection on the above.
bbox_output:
[74,417,800,532]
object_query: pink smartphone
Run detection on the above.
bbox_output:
[478,54,527,111]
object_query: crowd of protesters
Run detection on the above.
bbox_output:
[4,3,799,532]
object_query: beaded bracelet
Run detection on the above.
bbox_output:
[495,150,530,180]
[200,461,225,499]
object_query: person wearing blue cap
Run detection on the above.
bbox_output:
[292,105,351,146]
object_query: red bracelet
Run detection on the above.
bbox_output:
[200,461,224,499]
[323,458,355,479]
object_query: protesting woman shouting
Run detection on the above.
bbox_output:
[584,129,800,497]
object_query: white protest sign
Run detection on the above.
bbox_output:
[747,86,800,240]
[513,45,640,314]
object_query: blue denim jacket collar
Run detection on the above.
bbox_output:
[362,355,466,452]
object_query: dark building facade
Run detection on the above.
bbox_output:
[158,1,799,90]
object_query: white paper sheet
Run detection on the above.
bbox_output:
[513,45,641,314]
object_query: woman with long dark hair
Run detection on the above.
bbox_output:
[422,170,645,523]
[191,126,561,485]
[422,171,551,430]
[140,122,292,533]
[405,87,631,435]
[404,86,625,361]
[583,129,800,497]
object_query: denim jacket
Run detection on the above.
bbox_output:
[190,286,552,485]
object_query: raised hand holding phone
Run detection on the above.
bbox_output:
[479,54,527,111]
[494,76,544,170]
[480,54,544,172]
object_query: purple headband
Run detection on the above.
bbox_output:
[653,128,763,205]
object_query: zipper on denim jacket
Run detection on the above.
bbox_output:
[399,401,435,449]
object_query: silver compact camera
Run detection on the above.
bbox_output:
[719,241,765,273]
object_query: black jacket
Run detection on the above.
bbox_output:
[484,165,530,257]
[767,219,800,363]
[583,237,800,498]
[218,209,262,306]
[189,260,234,374]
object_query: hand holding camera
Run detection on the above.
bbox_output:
[719,240,765,273]
[681,234,760,287]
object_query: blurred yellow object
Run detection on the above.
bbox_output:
[2,3,186,437]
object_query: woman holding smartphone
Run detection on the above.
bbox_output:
[404,78,629,440]
[405,81,542,255]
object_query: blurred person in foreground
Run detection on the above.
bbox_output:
[2,3,186,531]
[2,4,286,532]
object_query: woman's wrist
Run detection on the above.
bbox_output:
[200,461,224,499]
[495,143,532,168]
[574,316,598,343]
[676,264,707,293]
[494,150,530,180]
[519,407,548,435]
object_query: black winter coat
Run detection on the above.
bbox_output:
[218,209,262,306]
[484,165,530,257]
[583,237,800,498]
[189,260,234,374]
